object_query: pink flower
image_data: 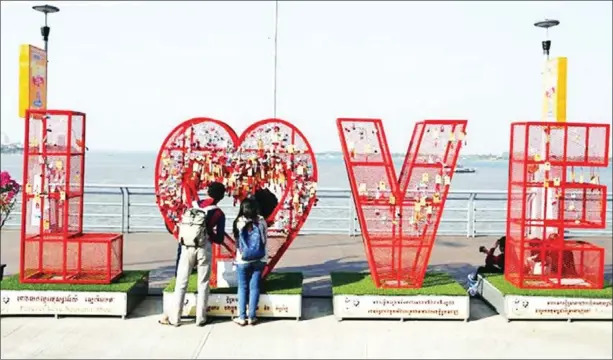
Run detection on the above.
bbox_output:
[0,171,10,188]
[0,171,21,229]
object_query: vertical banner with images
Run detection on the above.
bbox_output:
[18,44,48,118]
[541,57,567,123]
[536,57,568,236]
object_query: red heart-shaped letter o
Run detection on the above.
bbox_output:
[155,117,319,284]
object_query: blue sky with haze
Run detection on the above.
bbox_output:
[1,1,611,154]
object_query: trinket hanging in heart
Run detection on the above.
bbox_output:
[154,117,318,284]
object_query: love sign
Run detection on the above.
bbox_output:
[155,118,318,284]
[337,118,467,288]
[505,121,610,290]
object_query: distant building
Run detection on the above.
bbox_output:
[0,132,24,154]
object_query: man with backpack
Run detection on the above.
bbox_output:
[160,181,227,327]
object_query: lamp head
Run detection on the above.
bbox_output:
[32,5,60,14]
[534,19,560,57]
[534,19,560,29]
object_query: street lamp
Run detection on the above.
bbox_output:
[534,19,560,60]
[533,19,563,232]
[272,0,279,119]
[32,4,60,57]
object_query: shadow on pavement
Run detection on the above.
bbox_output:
[428,262,475,286]
[430,262,498,322]
[127,297,162,319]
[278,256,368,297]
[147,265,178,295]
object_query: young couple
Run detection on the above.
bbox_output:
[160,181,273,327]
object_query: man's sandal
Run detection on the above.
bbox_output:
[158,318,180,327]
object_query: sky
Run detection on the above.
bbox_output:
[1,1,611,154]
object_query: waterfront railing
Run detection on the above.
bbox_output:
[3,184,611,237]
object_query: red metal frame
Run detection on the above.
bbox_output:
[154,117,318,286]
[337,118,467,288]
[506,121,610,289]
[20,109,123,284]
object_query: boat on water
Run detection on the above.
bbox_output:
[0,144,24,154]
[454,164,477,174]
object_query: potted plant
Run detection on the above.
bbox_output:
[0,171,21,280]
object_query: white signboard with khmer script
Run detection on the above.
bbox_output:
[333,295,470,321]
[1,290,128,318]
[163,292,302,320]
[505,296,612,320]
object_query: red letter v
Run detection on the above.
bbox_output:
[337,118,467,288]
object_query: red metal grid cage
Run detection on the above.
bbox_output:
[21,233,123,284]
[337,118,467,288]
[19,109,123,284]
[506,121,610,289]
[154,117,318,286]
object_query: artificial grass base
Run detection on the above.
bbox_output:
[483,274,612,299]
[0,271,149,292]
[164,272,303,295]
[331,272,466,296]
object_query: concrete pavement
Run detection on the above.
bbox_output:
[1,231,612,359]
[1,297,612,359]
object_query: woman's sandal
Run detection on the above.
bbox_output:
[232,318,247,326]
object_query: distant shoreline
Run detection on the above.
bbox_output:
[2,149,611,163]
[0,148,508,160]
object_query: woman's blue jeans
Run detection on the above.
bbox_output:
[236,261,265,320]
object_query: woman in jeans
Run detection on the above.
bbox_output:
[232,197,268,326]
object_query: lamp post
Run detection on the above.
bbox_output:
[534,19,559,60]
[32,4,60,60]
[273,0,279,119]
[533,19,561,239]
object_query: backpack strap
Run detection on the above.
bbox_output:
[256,221,267,260]
[256,221,265,243]
[201,204,220,242]
[201,204,218,213]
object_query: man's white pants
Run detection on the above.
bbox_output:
[171,242,212,325]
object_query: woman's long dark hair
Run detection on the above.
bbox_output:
[233,197,260,240]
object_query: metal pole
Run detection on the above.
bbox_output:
[273,0,279,118]
[534,19,560,61]
[533,19,560,238]
[33,4,59,106]
[44,13,49,55]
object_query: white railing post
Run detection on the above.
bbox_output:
[125,187,131,234]
[119,187,127,233]
[471,193,478,237]
[466,193,475,238]
[348,192,354,237]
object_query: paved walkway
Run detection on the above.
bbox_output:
[1,297,612,359]
[1,232,612,358]
[2,231,611,295]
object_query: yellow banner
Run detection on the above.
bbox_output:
[18,44,47,118]
[541,57,567,123]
